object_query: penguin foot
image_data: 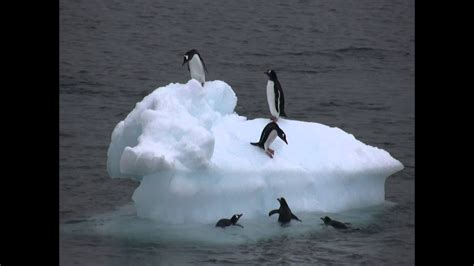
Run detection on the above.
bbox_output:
[270,116,278,122]
[265,150,274,158]
[267,148,275,155]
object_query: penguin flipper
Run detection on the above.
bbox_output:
[275,81,286,116]
[291,213,302,222]
[234,223,244,228]
[200,55,209,74]
[269,209,279,216]
[250,142,263,148]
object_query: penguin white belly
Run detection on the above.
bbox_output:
[266,81,279,118]
[189,56,206,85]
[264,130,277,150]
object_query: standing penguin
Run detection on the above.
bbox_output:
[250,121,288,158]
[268,197,302,225]
[216,214,244,228]
[182,49,208,86]
[265,69,287,121]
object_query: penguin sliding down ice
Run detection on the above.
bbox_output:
[265,69,287,121]
[269,197,302,225]
[216,214,244,228]
[250,121,288,158]
[182,49,208,86]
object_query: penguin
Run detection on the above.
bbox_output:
[182,49,208,86]
[265,69,287,121]
[250,121,288,158]
[216,213,244,228]
[268,197,302,224]
[320,216,354,230]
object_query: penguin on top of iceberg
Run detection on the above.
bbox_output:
[182,49,208,86]
[251,121,288,158]
[265,69,287,122]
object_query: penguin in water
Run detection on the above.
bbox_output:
[268,197,302,225]
[250,121,288,158]
[216,214,244,228]
[182,49,208,86]
[265,69,287,121]
[320,216,359,230]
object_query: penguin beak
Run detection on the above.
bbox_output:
[277,198,281,202]
[182,58,187,66]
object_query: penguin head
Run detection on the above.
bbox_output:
[182,49,199,66]
[277,197,289,207]
[275,125,288,144]
[321,216,332,224]
[265,69,278,81]
[230,213,243,224]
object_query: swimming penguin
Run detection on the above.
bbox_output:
[268,197,302,224]
[250,121,288,158]
[182,49,208,86]
[265,69,287,121]
[216,214,244,228]
[320,216,351,230]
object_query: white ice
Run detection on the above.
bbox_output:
[107,79,403,224]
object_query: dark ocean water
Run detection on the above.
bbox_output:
[60,0,414,264]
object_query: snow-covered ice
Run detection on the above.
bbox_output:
[107,79,403,224]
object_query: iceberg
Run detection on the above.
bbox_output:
[107,79,403,224]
